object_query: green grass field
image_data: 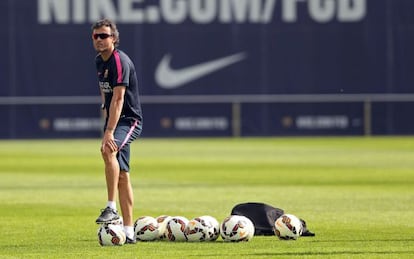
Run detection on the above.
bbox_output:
[1,137,413,258]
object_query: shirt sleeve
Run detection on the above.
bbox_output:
[111,50,130,87]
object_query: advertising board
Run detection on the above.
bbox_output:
[1,0,413,138]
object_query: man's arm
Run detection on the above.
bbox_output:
[102,86,126,152]
[100,89,106,110]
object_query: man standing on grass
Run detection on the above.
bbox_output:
[92,18,143,244]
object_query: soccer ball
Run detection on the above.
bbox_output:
[166,216,189,241]
[220,215,255,242]
[198,215,220,241]
[156,215,172,240]
[184,217,212,242]
[273,214,303,240]
[134,216,159,241]
[97,223,126,246]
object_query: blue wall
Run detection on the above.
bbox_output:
[1,0,413,138]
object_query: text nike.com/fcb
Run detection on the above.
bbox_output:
[38,0,366,24]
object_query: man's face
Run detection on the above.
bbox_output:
[92,26,115,54]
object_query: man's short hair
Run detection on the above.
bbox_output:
[92,19,120,47]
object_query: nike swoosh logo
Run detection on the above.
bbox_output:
[155,52,247,89]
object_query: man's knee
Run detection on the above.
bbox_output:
[101,145,116,162]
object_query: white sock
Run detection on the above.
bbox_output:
[106,201,116,210]
[124,226,134,239]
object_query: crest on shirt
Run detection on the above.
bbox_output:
[104,69,109,78]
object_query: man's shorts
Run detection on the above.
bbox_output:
[107,117,142,172]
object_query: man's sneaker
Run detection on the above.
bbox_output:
[95,207,120,224]
[125,237,137,244]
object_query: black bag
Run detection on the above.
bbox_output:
[231,202,315,236]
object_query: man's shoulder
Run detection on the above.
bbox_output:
[95,54,104,64]
[114,49,134,63]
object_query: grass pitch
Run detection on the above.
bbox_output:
[0,137,413,258]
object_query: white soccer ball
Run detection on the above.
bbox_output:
[97,223,126,246]
[156,215,172,240]
[198,215,220,241]
[273,214,303,240]
[184,217,212,242]
[220,215,255,242]
[134,216,159,241]
[166,216,189,241]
